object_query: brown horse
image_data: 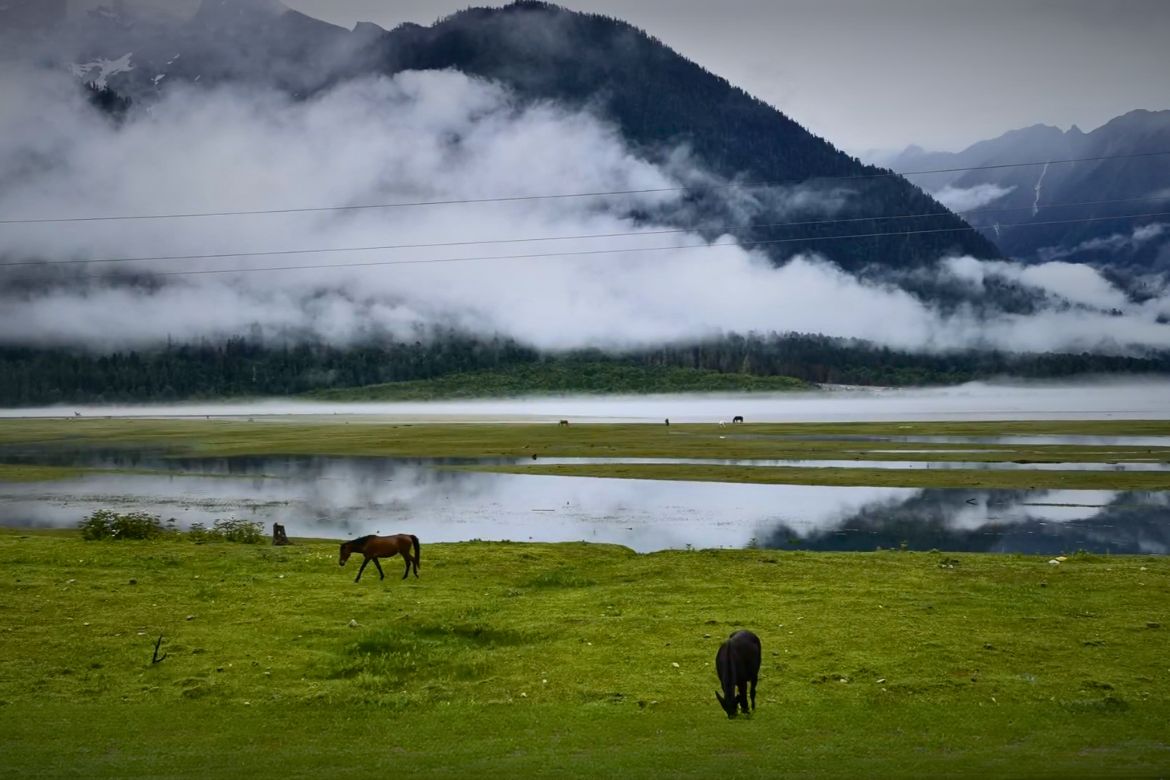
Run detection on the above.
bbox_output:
[339,533,420,583]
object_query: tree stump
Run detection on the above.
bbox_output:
[272,523,291,546]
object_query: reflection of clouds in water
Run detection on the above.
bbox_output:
[947,490,1117,530]
[0,461,913,550]
[0,457,1166,553]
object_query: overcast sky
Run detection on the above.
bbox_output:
[262,0,1168,155]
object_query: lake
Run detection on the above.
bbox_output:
[2,454,1166,555]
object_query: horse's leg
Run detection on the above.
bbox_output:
[373,557,385,580]
[749,675,758,711]
[409,550,419,578]
[355,557,371,583]
[400,551,410,580]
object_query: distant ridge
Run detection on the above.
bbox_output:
[882,109,1170,269]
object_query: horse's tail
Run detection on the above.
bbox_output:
[410,534,420,568]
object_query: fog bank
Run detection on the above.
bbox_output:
[2,67,1169,354]
[4,379,1169,422]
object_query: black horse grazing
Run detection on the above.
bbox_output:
[715,629,761,718]
[732,415,744,424]
[339,533,420,583]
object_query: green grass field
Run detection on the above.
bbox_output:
[2,417,1170,776]
[0,531,1167,777]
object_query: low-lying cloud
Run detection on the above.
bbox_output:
[1,66,1169,356]
[1038,221,1167,262]
[931,183,1015,212]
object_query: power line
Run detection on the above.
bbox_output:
[2,150,1168,225]
[142,210,1170,278]
[4,196,1166,270]
[873,150,1170,179]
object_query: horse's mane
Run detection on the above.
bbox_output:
[345,534,375,546]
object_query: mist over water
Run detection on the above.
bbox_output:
[1,65,1169,355]
[4,380,1170,422]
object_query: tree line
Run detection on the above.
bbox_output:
[1,332,1166,407]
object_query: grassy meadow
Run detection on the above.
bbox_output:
[0,530,1168,778]
[1,417,1169,776]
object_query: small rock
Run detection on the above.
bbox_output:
[1048,559,1061,566]
[185,614,195,621]
[876,678,886,684]
[520,692,527,698]
[671,662,680,668]
[348,619,359,628]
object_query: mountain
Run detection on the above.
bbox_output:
[2,0,1168,402]
[881,111,1170,271]
[8,0,1000,279]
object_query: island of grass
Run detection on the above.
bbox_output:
[304,362,811,401]
[2,417,1169,491]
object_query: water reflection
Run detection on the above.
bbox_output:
[540,457,1170,472]
[763,489,1170,555]
[724,433,1170,447]
[1,455,1167,554]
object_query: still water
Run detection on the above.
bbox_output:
[2,454,1166,555]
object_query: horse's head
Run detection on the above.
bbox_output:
[714,642,740,719]
[715,689,738,719]
[338,542,352,567]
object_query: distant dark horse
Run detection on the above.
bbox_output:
[339,533,420,583]
[715,629,761,718]
[732,415,744,424]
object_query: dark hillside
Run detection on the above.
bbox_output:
[367,2,1002,273]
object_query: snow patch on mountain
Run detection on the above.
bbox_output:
[70,52,133,88]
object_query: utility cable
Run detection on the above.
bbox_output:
[3,196,1166,270]
[1,150,1168,225]
[134,210,1170,278]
